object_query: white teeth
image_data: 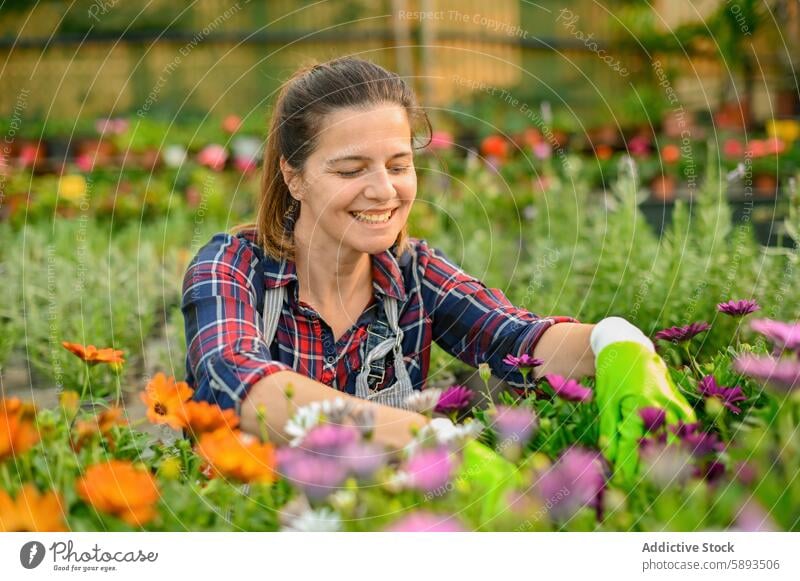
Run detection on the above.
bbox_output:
[351,210,392,224]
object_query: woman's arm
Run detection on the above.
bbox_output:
[240,370,430,450]
[531,322,597,380]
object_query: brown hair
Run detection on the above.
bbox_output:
[233,56,431,261]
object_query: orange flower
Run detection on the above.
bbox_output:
[139,372,193,430]
[180,400,239,437]
[0,484,67,531]
[72,407,127,451]
[76,460,160,526]
[480,135,509,159]
[62,341,125,367]
[661,144,681,164]
[195,428,276,484]
[1,399,39,462]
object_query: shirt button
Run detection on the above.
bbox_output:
[325,355,336,365]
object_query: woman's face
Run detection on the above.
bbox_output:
[285,103,417,256]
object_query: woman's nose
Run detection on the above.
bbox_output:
[363,167,395,200]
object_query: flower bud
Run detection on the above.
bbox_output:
[479,363,491,384]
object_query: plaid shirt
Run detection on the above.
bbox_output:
[182,228,578,412]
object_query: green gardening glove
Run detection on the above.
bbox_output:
[590,317,697,487]
[457,439,522,525]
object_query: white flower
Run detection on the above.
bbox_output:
[284,401,324,446]
[404,388,442,414]
[320,397,354,424]
[404,417,484,455]
[282,508,342,532]
[349,403,376,438]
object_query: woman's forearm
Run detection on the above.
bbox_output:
[239,370,429,450]
[531,322,596,379]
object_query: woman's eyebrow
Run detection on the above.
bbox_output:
[327,151,413,164]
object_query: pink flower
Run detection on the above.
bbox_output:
[341,441,387,481]
[544,374,593,403]
[502,354,544,370]
[696,375,747,414]
[733,355,800,392]
[490,405,537,444]
[277,448,348,502]
[434,385,473,414]
[750,319,800,353]
[386,511,465,532]
[404,446,455,493]
[197,144,228,171]
[717,299,760,317]
[536,447,605,521]
[654,322,710,344]
[427,130,454,151]
[300,424,360,457]
[639,407,666,432]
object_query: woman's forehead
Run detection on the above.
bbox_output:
[315,104,411,156]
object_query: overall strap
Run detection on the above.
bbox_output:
[262,285,286,346]
[355,296,414,402]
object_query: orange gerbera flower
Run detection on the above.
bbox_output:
[139,372,193,430]
[1,399,39,462]
[195,428,276,484]
[0,484,67,531]
[62,341,125,367]
[75,460,160,526]
[180,400,239,437]
[72,406,127,451]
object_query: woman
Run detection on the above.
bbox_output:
[182,57,693,480]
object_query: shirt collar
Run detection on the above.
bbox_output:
[262,249,406,302]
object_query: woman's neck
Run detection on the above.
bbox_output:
[292,228,372,309]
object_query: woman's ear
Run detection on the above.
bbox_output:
[279,156,303,201]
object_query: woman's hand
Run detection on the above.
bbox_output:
[591,317,697,486]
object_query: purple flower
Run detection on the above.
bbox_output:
[341,441,388,481]
[434,385,474,414]
[404,446,455,493]
[669,420,702,439]
[750,319,800,353]
[717,299,760,317]
[300,424,360,457]
[668,422,724,457]
[544,374,593,403]
[639,407,666,432]
[491,405,538,444]
[535,447,606,522]
[502,353,544,369]
[386,511,465,532]
[697,375,747,414]
[278,448,348,502]
[734,500,778,532]
[733,355,800,392]
[653,322,710,344]
[695,459,726,483]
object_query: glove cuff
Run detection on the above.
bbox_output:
[590,316,655,357]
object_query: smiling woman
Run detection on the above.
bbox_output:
[180,56,595,452]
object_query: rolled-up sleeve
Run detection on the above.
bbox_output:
[417,241,578,388]
[181,232,292,414]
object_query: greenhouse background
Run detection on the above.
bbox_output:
[2,1,800,534]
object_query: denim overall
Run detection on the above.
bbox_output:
[261,284,415,410]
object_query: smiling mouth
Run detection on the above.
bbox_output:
[349,208,396,224]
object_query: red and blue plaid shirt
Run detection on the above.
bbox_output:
[181,228,577,412]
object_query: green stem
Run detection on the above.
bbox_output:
[0,462,13,492]
[79,363,91,402]
[683,345,703,377]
